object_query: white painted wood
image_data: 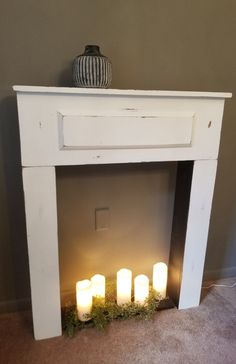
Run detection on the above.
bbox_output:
[15,91,229,166]
[13,85,232,99]
[178,160,217,309]
[22,167,62,340]
[60,113,193,150]
[14,86,231,340]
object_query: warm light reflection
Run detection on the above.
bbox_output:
[91,274,106,299]
[76,279,92,321]
[117,268,132,305]
[134,274,149,304]
[153,262,168,298]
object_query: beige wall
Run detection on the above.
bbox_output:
[57,163,176,295]
[0,0,235,312]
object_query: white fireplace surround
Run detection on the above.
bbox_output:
[14,86,231,340]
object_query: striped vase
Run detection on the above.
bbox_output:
[73,45,112,88]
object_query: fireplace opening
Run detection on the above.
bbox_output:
[56,161,193,311]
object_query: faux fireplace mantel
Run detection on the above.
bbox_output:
[14,85,231,340]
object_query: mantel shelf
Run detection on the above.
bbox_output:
[13,85,232,99]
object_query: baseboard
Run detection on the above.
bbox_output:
[204,266,236,281]
[0,297,31,314]
[61,289,75,306]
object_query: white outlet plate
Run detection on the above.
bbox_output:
[95,207,110,231]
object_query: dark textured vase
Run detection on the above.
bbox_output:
[73,45,112,88]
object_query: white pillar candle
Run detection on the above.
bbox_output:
[76,279,92,321]
[117,268,132,305]
[153,262,168,298]
[134,274,149,304]
[91,274,106,299]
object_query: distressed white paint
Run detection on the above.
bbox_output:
[178,160,217,309]
[13,85,232,98]
[22,167,62,340]
[14,86,231,340]
[14,86,231,166]
[60,113,193,150]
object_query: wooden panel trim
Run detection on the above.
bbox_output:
[58,112,194,150]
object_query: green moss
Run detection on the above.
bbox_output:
[62,282,160,337]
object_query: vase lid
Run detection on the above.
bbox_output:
[83,45,102,56]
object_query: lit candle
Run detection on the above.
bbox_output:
[117,268,132,305]
[134,274,149,304]
[91,274,106,300]
[76,279,92,321]
[153,262,168,298]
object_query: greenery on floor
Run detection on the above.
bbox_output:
[62,281,160,337]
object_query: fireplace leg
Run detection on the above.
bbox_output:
[22,166,62,340]
[168,160,217,309]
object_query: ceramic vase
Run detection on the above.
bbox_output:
[73,45,112,88]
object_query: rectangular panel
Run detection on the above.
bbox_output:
[59,113,193,150]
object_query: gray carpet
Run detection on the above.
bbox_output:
[0,277,235,364]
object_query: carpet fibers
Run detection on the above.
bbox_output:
[0,277,235,364]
